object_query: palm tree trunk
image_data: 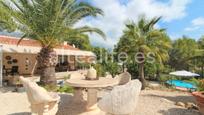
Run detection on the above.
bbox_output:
[202,65,204,78]
[139,63,146,90]
[156,69,160,81]
[37,47,58,86]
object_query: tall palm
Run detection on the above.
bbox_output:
[1,0,105,86]
[118,17,171,89]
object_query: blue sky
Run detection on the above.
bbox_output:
[1,0,204,49]
[76,0,204,49]
[159,0,204,40]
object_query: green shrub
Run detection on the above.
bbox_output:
[157,74,177,83]
[126,62,139,79]
[184,78,198,85]
[104,61,120,76]
[197,79,204,91]
[177,78,204,91]
[158,74,169,83]
[57,85,74,93]
[93,61,121,77]
[94,63,106,77]
[186,78,204,91]
[43,84,74,93]
[77,63,90,69]
[43,85,59,91]
[145,63,157,80]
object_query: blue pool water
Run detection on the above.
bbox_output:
[166,80,196,89]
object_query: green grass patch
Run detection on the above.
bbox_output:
[43,84,74,93]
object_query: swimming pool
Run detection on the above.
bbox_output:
[166,80,196,89]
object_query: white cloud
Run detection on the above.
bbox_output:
[185,17,204,31]
[169,34,181,40]
[125,0,191,22]
[184,26,199,31]
[76,0,191,49]
[192,17,204,26]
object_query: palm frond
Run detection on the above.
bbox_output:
[116,17,171,66]
[76,26,106,39]
[17,34,27,46]
[1,0,105,47]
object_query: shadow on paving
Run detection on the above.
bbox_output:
[145,94,196,103]
[56,93,88,115]
[0,87,16,93]
[159,108,200,115]
[8,112,31,115]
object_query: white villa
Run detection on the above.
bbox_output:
[0,35,95,86]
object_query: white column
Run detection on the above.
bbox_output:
[0,45,3,87]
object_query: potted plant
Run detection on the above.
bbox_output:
[192,79,204,115]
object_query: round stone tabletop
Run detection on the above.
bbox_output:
[66,77,119,88]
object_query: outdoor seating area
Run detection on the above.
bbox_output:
[6,68,143,115]
[0,67,200,115]
[0,85,200,115]
[1,0,204,115]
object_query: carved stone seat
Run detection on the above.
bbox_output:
[19,76,60,115]
[98,80,142,115]
[117,72,131,85]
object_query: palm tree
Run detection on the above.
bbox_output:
[169,37,198,70]
[198,36,204,77]
[117,17,171,89]
[0,0,16,31]
[189,36,204,77]
[1,0,105,86]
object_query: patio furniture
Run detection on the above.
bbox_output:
[3,75,18,86]
[66,77,119,112]
[169,70,200,77]
[117,72,131,85]
[2,65,7,76]
[105,72,113,78]
[99,72,131,96]
[3,66,12,76]
[69,72,86,103]
[70,72,85,80]
[98,80,142,115]
[19,76,60,115]
[5,66,19,76]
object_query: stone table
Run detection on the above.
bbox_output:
[66,77,118,112]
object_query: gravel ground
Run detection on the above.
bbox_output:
[0,87,200,115]
[135,90,200,115]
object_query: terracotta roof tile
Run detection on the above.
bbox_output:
[0,35,79,51]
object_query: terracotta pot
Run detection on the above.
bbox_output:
[192,92,204,115]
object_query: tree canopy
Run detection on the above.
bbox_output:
[115,17,172,89]
[0,0,105,48]
[169,36,198,70]
[0,0,16,32]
